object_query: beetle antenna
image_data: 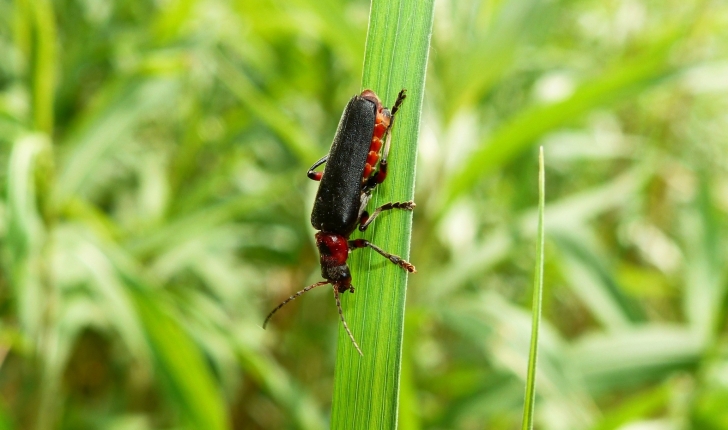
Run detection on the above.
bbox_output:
[263,281,330,329]
[333,286,363,356]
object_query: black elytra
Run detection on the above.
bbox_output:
[311,95,377,236]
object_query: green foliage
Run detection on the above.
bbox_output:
[0,0,727,429]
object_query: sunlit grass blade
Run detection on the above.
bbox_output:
[521,147,545,430]
[330,1,435,428]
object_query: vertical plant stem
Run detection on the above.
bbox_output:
[330,1,435,429]
[521,147,546,430]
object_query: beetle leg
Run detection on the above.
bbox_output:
[359,201,415,231]
[307,154,329,181]
[348,239,416,273]
[263,281,330,328]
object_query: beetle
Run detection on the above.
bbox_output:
[263,89,415,356]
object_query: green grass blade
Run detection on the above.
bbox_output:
[330,1,435,429]
[521,147,545,430]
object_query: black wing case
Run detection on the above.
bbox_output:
[311,96,377,235]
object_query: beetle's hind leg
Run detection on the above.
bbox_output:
[307,154,329,181]
[358,201,416,231]
[348,239,416,273]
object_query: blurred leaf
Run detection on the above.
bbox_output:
[55,79,178,205]
[438,0,551,120]
[216,53,320,164]
[555,233,645,330]
[53,224,150,362]
[442,43,678,210]
[682,176,725,340]
[129,282,229,430]
[126,179,289,257]
[425,167,648,303]
[14,0,56,133]
[288,0,366,68]
[591,385,670,430]
[235,339,327,430]
[5,133,50,337]
[440,291,597,429]
[397,345,420,430]
[0,403,13,430]
[572,326,704,394]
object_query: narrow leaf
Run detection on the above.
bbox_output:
[521,147,546,430]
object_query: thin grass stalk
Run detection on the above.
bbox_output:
[521,147,546,430]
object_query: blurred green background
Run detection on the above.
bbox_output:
[1,0,728,429]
